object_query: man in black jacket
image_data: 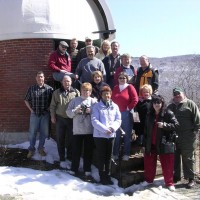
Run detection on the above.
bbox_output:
[102,41,121,89]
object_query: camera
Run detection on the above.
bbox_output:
[80,104,90,115]
[110,71,115,76]
[171,131,178,143]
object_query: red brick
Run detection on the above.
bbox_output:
[0,39,54,132]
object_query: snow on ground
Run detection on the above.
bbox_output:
[0,139,189,200]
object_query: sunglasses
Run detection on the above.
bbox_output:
[61,45,67,49]
[118,77,126,80]
[153,101,162,104]
[86,40,92,42]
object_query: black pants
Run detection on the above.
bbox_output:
[94,137,114,177]
[174,143,196,180]
[56,116,73,161]
[71,134,94,173]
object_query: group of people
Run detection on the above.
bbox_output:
[24,38,200,189]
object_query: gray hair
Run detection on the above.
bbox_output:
[86,45,95,50]
[62,75,72,81]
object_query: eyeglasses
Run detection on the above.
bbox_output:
[173,91,181,96]
[61,45,67,49]
[118,77,126,80]
[153,101,162,104]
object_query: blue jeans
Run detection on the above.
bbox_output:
[28,112,50,151]
[53,72,74,82]
[113,110,133,156]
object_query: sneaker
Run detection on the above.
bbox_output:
[83,172,96,183]
[168,185,176,192]
[187,179,195,189]
[38,149,46,156]
[27,150,34,158]
[141,181,153,187]
[60,161,68,169]
[122,155,129,161]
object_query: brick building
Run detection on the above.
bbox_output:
[0,0,116,144]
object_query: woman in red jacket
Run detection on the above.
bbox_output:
[111,72,138,161]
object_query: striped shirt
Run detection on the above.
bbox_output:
[24,84,53,116]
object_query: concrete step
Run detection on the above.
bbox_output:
[93,144,163,188]
[111,158,163,188]
[110,144,163,187]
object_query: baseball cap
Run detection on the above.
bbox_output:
[59,41,69,47]
[173,87,183,96]
[85,37,92,41]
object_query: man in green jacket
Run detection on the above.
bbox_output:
[168,87,200,188]
[50,75,79,169]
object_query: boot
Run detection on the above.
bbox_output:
[99,172,108,185]
[99,172,113,185]
[105,175,114,185]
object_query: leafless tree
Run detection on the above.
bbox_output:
[159,55,200,107]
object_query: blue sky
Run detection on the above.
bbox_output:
[107,0,200,58]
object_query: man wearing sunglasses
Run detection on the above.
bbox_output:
[168,87,200,188]
[76,37,99,64]
[48,41,77,82]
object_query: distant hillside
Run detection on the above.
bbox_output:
[132,54,200,106]
[132,54,200,69]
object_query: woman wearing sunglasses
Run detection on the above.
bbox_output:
[111,72,138,161]
[142,95,179,191]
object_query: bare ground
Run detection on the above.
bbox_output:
[0,147,59,171]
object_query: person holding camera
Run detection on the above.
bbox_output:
[91,86,121,185]
[66,82,97,179]
[142,95,179,191]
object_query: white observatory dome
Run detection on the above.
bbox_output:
[0,0,115,41]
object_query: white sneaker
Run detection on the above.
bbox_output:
[168,185,175,192]
[60,161,68,169]
[141,181,153,187]
[122,155,129,161]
